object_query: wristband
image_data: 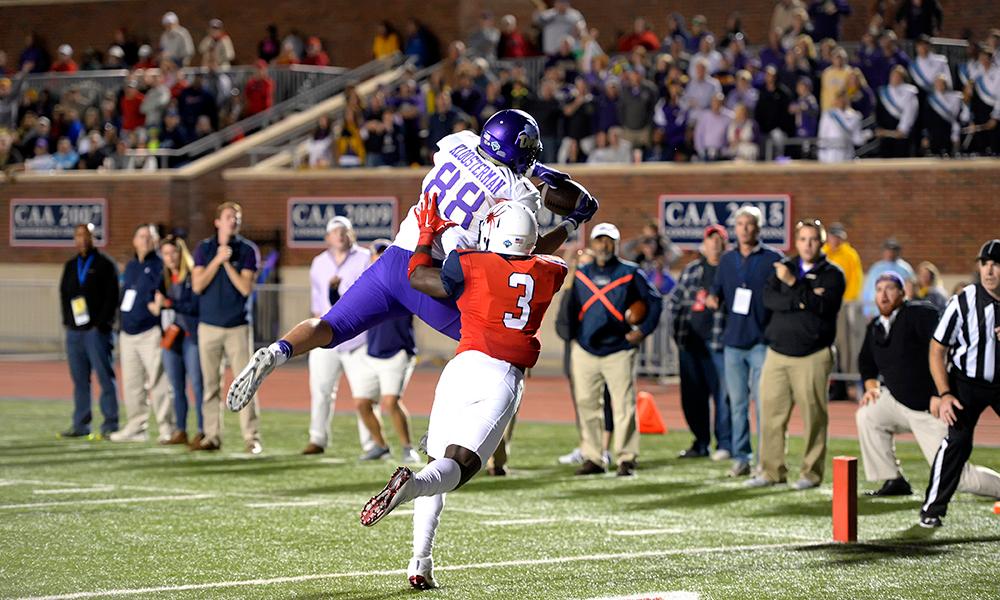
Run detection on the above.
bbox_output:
[561,219,578,234]
[407,251,433,279]
[939,390,953,399]
[417,230,436,248]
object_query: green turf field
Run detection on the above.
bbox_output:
[1,397,998,600]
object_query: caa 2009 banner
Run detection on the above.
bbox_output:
[658,195,792,251]
[287,197,398,247]
[9,198,107,247]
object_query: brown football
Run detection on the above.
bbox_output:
[625,299,647,325]
[540,179,588,216]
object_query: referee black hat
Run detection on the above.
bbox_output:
[977,239,1000,263]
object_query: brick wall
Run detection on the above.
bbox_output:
[3,160,998,275]
[2,0,998,71]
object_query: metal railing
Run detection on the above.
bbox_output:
[125,54,406,167]
[17,63,347,105]
[636,302,678,381]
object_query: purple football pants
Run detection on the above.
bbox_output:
[320,246,461,347]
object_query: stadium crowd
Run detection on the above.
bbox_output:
[0,12,357,171]
[304,0,1000,168]
[3,2,1000,172]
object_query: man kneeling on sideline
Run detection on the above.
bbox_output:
[856,271,1000,498]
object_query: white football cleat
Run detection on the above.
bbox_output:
[407,556,438,590]
[360,466,413,527]
[558,447,583,465]
[227,347,276,411]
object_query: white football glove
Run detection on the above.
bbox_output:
[226,344,287,411]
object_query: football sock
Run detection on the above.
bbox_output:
[412,493,445,559]
[409,457,462,499]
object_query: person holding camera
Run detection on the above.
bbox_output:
[148,235,203,448]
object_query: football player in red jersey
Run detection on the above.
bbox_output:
[360,193,567,589]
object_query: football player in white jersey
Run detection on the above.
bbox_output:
[227,109,598,412]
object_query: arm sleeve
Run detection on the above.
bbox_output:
[710,261,725,300]
[762,273,798,312]
[193,242,208,267]
[241,243,260,273]
[59,262,72,325]
[932,295,961,345]
[633,269,663,336]
[309,262,325,316]
[439,251,466,300]
[98,259,120,330]
[857,323,878,381]
[796,268,846,318]
[898,94,919,135]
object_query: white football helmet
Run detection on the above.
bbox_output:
[478,201,538,256]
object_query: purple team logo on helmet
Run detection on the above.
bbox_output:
[479,109,542,175]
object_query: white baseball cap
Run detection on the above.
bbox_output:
[590,222,620,241]
[326,216,353,233]
[58,44,73,56]
[162,11,179,25]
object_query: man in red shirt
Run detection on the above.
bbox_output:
[119,80,145,132]
[301,37,330,66]
[617,17,662,52]
[51,45,78,73]
[498,14,534,58]
[243,60,273,117]
[360,195,567,589]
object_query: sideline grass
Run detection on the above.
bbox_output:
[1,398,998,599]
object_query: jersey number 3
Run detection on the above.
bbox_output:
[503,273,535,330]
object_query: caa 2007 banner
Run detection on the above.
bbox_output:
[9,198,107,247]
[658,195,792,251]
[287,197,398,248]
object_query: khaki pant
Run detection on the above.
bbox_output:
[759,347,834,484]
[120,327,174,440]
[571,342,639,466]
[199,323,260,446]
[856,388,1000,497]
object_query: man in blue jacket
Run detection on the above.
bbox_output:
[110,224,175,443]
[565,223,662,477]
[707,206,783,477]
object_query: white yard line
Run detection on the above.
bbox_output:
[0,494,214,510]
[32,486,115,495]
[16,541,827,600]
[245,501,328,509]
[609,528,688,536]
[484,517,563,526]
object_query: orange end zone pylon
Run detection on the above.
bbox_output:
[833,456,858,543]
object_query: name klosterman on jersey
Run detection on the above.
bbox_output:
[447,143,507,197]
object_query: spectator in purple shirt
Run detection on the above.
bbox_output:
[790,77,820,140]
[809,0,851,41]
[594,78,622,133]
[726,70,759,112]
[694,93,732,160]
[450,72,485,122]
[759,28,786,72]
[687,15,712,54]
[653,79,690,161]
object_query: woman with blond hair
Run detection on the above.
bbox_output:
[149,235,204,447]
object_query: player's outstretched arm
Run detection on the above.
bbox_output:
[405,192,456,299]
[408,245,449,298]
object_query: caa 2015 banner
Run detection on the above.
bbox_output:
[287,197,398,247]
[9,198,107,247]
[658,195,792,251]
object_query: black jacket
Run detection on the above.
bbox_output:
[763,255,845,357]
[59,249,120,333]
[858,301,940,411]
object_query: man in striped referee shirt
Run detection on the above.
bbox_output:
[920,240,1000,528]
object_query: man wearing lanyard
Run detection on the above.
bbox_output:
[110,224,175,443]
[707,206,783,478]
[58,223,120,439]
